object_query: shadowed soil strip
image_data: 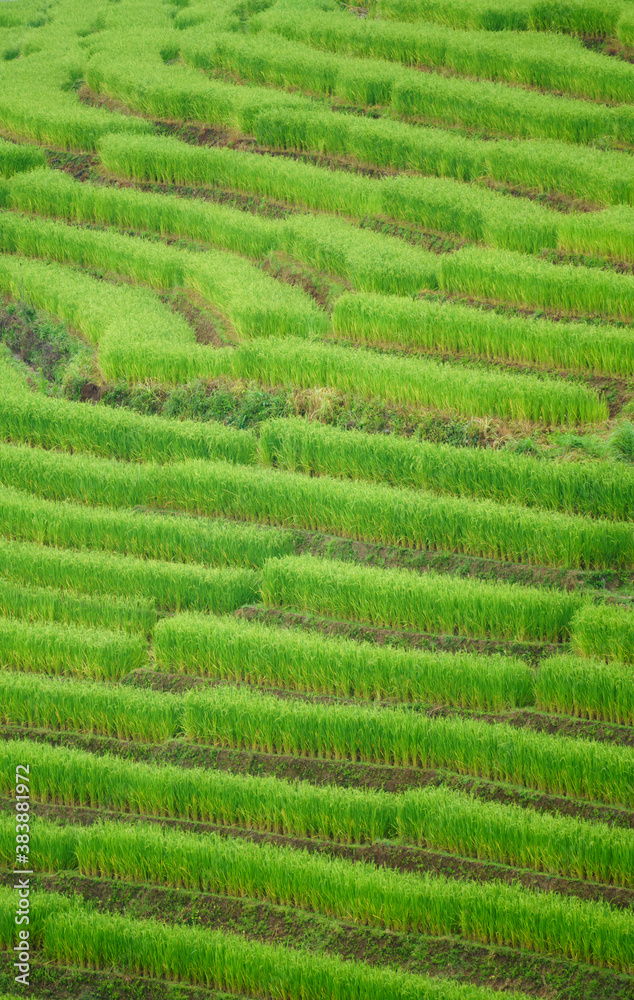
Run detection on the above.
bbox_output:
[1,726,631,831]
[124,669,634,749]
[235,605,565,666]
[3,873,632,1000]
[0,797,630,909]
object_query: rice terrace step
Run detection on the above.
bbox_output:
[0,0,632,997]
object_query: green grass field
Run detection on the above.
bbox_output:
[0,0,632,998]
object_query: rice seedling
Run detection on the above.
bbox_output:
[0,738,630,884]
[179,683,633,805]
[0,574,156,633]
[183,31,634,146]
[332,292,634,376]
[98,132,633,260]
[0,485,295,569]
[260,0,634,104]
[0,616,146,680]
[261,555,584,641]
[0,536,259,612]
[1,441,627,570]
[0,137,46,178]
[571,603,634,663]
[370,0,623,37]
[0,356,258,466]
[86,56,634,206]
[154,611,535,710]
[258,417,634,518]
[0,889,539,999]
[0,816,631,970]
[536,654,634,725]
[229,339,606,425]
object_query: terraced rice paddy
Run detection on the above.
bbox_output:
[0,0,632,998]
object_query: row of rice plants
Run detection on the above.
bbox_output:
[258,418,634,519]
[0,257,602,421]
[366,0,626,36]
[0,137,45,178]
[332,292,634,377]
[0,537,259,612]
[228,338,608,426]
[1,817,631,970]
[6,670,631,804]
[0,888,539,1000]
[183,31,634,147]
[0,574,156,633]
[3,669,627,805]
[263,555,633,660]
[0,205,325,339]
[572,603,634,663]
[11,169,633,319]
[5,166,438,296]
[0,738,629,884]
[1,441,627,571]
[155,613,634,725]
[0,369,625,522]
[261,555,583,641]
[260,0,634,104]
[0,616,146,680]
[85,56,634,206]
[0,352,257,465]
[0,484,295,569]
[155,612,535,711]
[99,132,634,261]
[16,667,624,805]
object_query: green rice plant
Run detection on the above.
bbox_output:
[260,0,634,104]
[0,537,259,612]
[0,137,46,178]
[229,339,606,425]
[0,817,631,971]
[618,7,634,44]
[441,245,634,321]
[0,359,258,466]
[1,441,627,570]
[536,654,634,725]
[184,31,634,146]
[154,612,535,710]
[5,166,438,296]
[0,738,630,884]
[571,603,634,663]
[372,0,622,35]
[181,684,632,805]
[258,417,634,518]
[0,244,605,423]
[0,616,146,680]
[0,895,529,1000]
[557,205,634,264]
[0,672,175,740]
[261,555,584,641]
[0,208,325,344]
[0,485,295,569]
[2,668,603,804]
[96,131,559,257]
[98,132,633,262]
[0,574,156,633]
[332,292,634,376]
[87,57,634,206]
